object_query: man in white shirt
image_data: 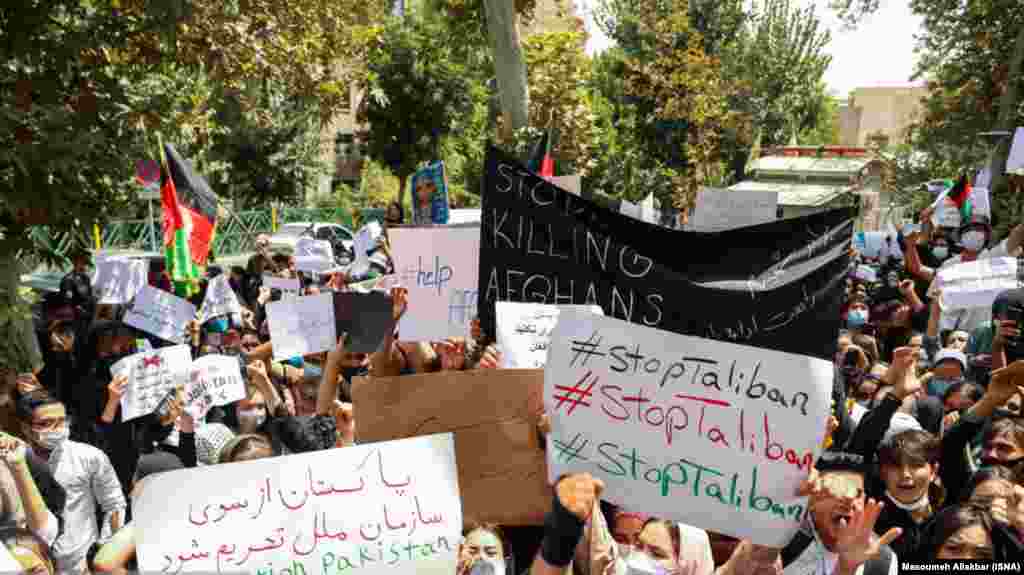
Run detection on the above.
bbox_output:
[17,392,125,574]
[927,220,1024,333]
[0,432,61,548]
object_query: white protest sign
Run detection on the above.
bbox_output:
[198,274,242,321]
[184,354,247,419]
[92,257,148,304]
[937,257,1018,311]
[111,345,192,422]
[347,274,400,294]
[266,292,337,361]
[296,237,334,259]
[619,200,641,220]
[496,302,604,368]
[264,275,301,297]
[1008,127,1024,174]
[351,221,382,277]
[135,433,462,575]
[686,188,777,232]
[294,256,336,274]
[124,285,197,344]
[971,187,992,219]
[389,226,479,341]
[544,309,832,546]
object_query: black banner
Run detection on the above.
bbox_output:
[478,146,855,360]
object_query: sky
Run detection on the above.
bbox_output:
[572,0,923,98]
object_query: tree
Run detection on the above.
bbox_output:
[828,0,880,28]
[0,0,385,373]
[907,0,1024,234]
[731,0,832,150]
[357,15,474,207]
[510,31,599,175]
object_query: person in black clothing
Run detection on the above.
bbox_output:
[921,503,1022,560]
[871,430,944,561]
[59,249,94,323]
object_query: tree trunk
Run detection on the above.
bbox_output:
[988,23,1024,207]
[0,252,43,376]
[397,173,408,216]
[483,0,530,136]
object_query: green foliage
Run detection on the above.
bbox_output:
[359,159,403,208]
[358,15,475,206]
[828,0,880,28]
[731,0,832,148]
[798,84,842,146]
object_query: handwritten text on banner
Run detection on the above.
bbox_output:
[124,286,197,344]
[389,226,480,341]
[266,293,338,361]
[496,302,604,368]
[111,345,192,422]
[185,355,247,420]
[135,433,462,575]
[198,274,243,321]
[544,310,832,546]
[92,257,149,305]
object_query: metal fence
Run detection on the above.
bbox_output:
[28,207,390,264]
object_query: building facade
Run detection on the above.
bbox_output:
[837,85,927,148]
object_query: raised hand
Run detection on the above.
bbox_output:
[390,287,409,322]
[834,499,901,572]
[0,432,27,466]
[433,339,466,371]
[554,473,603,522]
[477,345,501,370]
[889,347,922,399]
[987,360,1024,404]
[107,374,128,401]
[333,400,355,447]
[16,373,41,395]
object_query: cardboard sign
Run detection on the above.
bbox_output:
[389,226,480,341]
[111,345,192,421]
[332,292,395,353]
[266,292,338,361]
[544,309,832,546]
[937,257,1018,312]
[92,257,148,304]
[479,146,855,361]
[198,274,242,321]
[686,188,778,232]
[549,175,581,196]
[184,355,247,419]
[135,433,462,575]
[496,302,604,368]
[124,286,197,344]
[353,370,548,525]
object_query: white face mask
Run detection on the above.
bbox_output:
[37,426,69,451]
[468,559,506,575]
[623,551,671,575]
[960,231,986,252]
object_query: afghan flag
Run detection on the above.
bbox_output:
[930,174,973,227]
[527,127,555,178]
[160,143,218,297]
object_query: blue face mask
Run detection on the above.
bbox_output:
[932,246,949,261]
[284,356,304,369]
[847,309,869,328]
[207,318,229,334]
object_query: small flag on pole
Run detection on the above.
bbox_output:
[160,142,219,297]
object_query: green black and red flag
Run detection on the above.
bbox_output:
[160,143,218,297]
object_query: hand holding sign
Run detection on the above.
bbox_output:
[555,473,604,522]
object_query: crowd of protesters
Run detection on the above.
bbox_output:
[1,199,1023,575]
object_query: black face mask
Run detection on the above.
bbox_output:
[341,365,369,382]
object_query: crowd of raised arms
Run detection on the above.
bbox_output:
[1,198,1023,575]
